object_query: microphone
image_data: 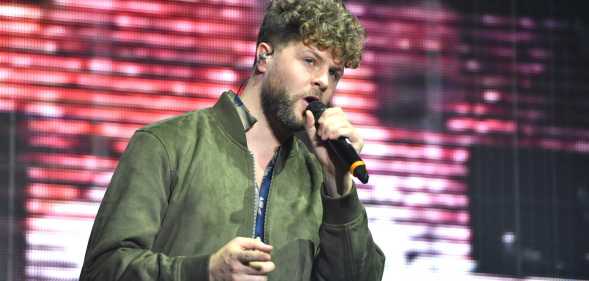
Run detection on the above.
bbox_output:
[306,101,369,184]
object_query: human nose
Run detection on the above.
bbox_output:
[312,67,329,93]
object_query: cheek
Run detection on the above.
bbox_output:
[288,62,312,81]
[277,72,303,93]
[272,62,312,94]
[267,67,286,89]
[322,90,335,104]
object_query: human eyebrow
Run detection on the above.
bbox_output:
[305,49,324,62]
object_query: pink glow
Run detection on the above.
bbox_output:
[518,63,545,75]
[332,94,377,110]
[26,217,94,232]
[336,79,376,93]
[482,15,507,26]
[519,17,536,29]
[27,119,140,139]
[365,174,466,193]
[0,51,82,70]
[25,153,118,170]
[366,158,467,176]
[206,69,238,83]
[345,111,380,126]
[0,20,39,34]
[46,9,109,25]
[0,99,16,111]
[423,39,441,51]
[53,0,115,10]
[573,142,589,153]
[529,48,550,59]
[28,135,78,149]
[0,67,73,84]
[1,83,211,111]
[27,167,113,186]
[370,205,469,225]
[465,59,481,71]
[25,264,82,280]
[0,36,56,52]
[27,199,99,218]
[24,102,177,124]
[483,90,501,102]
[447,118,516,133]
[28,119,90,135]
[0,4,41,19]
[361,142,469,163]
[86,188,107,202]
[125,1,163,13]
[24,103,64,117]
[27,183,80,200]
[112,140,130,154]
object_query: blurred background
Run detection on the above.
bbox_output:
[1,0,589,280]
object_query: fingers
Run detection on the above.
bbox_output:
[209,237,276,281]
[306,107,351,141]
[304,110,317,136]
[248,261,276,273]
[315,108,362,149]
[227,259,275,275]
[237,249,271,263]
[234,237,274,272]
[234,237,273,253]
[317,108,349,139]
[304,110,315,129]
[227,273,269,281]
[232,238,273,270]
[319,119,354,141]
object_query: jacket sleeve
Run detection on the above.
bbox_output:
[79,130,209,281]
[312,186,386,281]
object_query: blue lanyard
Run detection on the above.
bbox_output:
[254,161,275,242]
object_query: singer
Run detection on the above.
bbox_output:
[79,1,385,281]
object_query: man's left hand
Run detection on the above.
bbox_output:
[304,107,363,197]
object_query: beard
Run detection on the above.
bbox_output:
[261,75,306,132]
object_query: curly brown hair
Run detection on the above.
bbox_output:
[256,0,366,68]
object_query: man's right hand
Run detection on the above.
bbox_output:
[208,237,275,281]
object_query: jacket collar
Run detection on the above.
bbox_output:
[211,91,249,147]
[211,91,298,173]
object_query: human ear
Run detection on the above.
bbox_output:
[255,42,273,73]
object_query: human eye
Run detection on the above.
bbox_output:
[303,57,316,65]
[329,68,342,81]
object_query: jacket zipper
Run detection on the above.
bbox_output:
[262,161,276,244]
[263,148,281,244]
[248,150,258,238]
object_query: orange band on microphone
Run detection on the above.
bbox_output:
[349,160,365,174]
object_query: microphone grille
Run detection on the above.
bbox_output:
[306,100,326,121]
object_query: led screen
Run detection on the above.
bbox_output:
[1,0,588,280]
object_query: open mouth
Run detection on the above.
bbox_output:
[303,96,320,104]
[301,96,320,116]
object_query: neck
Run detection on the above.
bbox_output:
[239,77,291,149]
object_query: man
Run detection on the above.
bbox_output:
[79,0,385,280]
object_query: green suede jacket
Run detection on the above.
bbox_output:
[79,92,385,281]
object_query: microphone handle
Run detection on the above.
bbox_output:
[326,137,360,167]
[325,137,369,184]
[306,101,369,183]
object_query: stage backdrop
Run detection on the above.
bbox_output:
[1,0,588,280]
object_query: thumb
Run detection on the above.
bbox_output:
[304,110,316,137]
